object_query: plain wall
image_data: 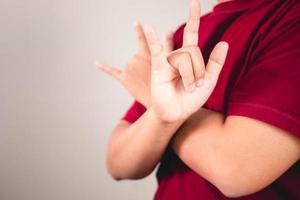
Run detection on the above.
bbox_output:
[0,0,216,199]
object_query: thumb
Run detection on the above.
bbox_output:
[206,41,229,83]
[96,61,123,82]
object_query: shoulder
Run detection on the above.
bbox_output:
[251,1,300,63]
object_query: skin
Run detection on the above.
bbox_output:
[96,22,154,107]
[218,0,232,3]
[98,0,300,198]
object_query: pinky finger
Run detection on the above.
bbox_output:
[96,61,123,82]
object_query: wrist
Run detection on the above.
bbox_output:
[146,107,185,134]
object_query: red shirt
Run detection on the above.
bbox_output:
[122,0,300,199]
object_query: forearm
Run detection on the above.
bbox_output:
[171,108,300,197]
[171,108,226,188]
[106,107,184,180]
[171,108,258,196]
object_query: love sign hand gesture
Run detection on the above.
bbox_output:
[97,22,174,107]
[144,0,229,122]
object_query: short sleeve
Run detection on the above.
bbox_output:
[122,101,146,123]
[227,20,300,139]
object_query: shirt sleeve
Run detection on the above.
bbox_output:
[122,101,146,123]
[227,19,300,139]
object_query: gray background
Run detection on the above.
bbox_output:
[0,0,216,199]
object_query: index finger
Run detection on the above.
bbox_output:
[183,0,201,47]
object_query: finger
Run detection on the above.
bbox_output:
[167,50,180,70]
[96,61,123,82]
[167,47,204,83]
[143,25,168,69]
[164,31,174,54]
[177,53,196,92]
[206,41,229,83]
[134,21,150,53]
[183,0,201,47]
[183,46,205,84]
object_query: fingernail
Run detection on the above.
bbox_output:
[133,21,140,27]
[187,83,196,92]
[196,78,204,87]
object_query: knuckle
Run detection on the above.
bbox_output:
[209,57,224,66]
[191,45,201,52]
[174,52,190,63]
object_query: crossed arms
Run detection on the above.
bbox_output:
[98,0,300,198]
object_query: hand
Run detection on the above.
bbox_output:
[144,0,229,122]
[96,22,174,107]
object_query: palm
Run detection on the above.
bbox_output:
[97,22,175,108]
[151,57,216,121]
[123,53,151,105]
[145,0,229,122]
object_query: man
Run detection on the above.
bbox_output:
[97,0,300,199]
